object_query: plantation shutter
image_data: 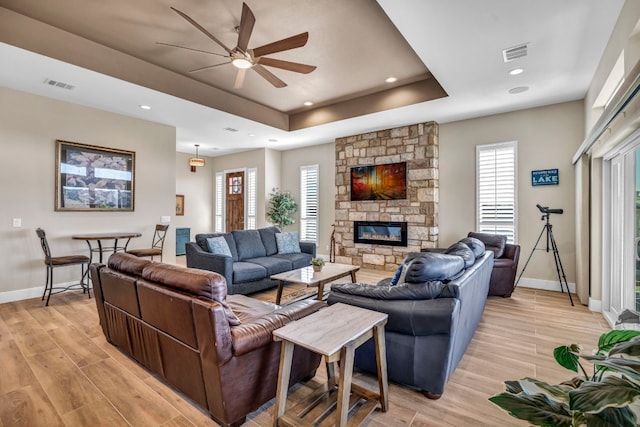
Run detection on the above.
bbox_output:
[476,141,517,242]
[300,165,319,243]
[215,172,224,232]
[246,168,257,230]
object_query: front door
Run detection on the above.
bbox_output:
[226,171,245,231]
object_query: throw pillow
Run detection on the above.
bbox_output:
[276,232,302,254]
[206,236,232,257]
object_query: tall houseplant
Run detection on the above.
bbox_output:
[266,188,297,230]
[489,329,640,426]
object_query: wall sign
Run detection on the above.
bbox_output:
[531,168,559,186]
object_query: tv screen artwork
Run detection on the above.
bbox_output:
[350,162,407,201]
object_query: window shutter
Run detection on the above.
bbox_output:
[476,142,517,242]
[246,168,257,230]
[215,172,223,232]
[300,165,319,243]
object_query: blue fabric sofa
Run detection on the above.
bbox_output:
[185,227,316,295]
[327,237,493,398]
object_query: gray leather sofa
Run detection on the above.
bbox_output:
[185,227,316,295]
[327,237,493,398]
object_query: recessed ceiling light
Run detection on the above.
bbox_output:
[139,105,151,110]
[303,101,313,106]
[385,76,398,83]
[248,133,256,137]
[508,86,529,94]
[509,68,524,76]
[268,138,278,142]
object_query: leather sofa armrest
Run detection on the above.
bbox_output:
[300,241,316,257]
[186,242,233,289]
[192,299,233,365]
[327,292,460,336]
[502,243,520,261]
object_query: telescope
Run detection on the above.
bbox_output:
[536,204,563,215]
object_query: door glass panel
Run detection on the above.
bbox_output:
[636,148,640,311]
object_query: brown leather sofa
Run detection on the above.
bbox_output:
[467,232,520,297]
[90,252,324,427]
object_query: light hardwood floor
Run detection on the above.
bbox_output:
[0,263,609,426]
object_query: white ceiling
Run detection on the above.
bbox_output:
[0,0,625,157]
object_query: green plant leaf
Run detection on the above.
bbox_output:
[597,330,640,355]
[505,380,523,394]
[554,345,580,372]
[583,406,637,427]
[592,358,640,382]
[609,336,640,357]
[569,376,640,414]
[518,377,572,404]
[489,393,572,426]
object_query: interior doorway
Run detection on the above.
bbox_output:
[226,171,245,232]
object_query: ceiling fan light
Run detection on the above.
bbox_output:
[232,57,252,69]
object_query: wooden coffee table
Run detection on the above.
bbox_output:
[273,303,389,427]
[271,263,360,305]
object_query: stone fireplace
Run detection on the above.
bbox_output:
[334,122,439,270]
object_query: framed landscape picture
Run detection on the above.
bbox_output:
[55,140,135,211]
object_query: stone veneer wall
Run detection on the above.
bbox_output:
[334,121,439,270]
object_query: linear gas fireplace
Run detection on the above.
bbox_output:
[354,221,408,247]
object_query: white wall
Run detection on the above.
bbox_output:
[0,87,176,301]
[440,101,584,284]
[175,151,214,238]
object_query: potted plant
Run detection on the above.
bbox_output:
[310,257,325,272]
[266,188,297,230]
[489,329,640,426]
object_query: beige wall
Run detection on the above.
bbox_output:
[0,86,176,300]
[439,101,584,284]
[175,152,214,237]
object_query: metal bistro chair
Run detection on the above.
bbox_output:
[126,224,170,261]
[36,228,90,306]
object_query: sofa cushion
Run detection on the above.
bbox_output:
[232,261,268,283]
[232,230,267,261]
[206,236,232,257]
[445,242,475,268]
[276,231,301,254]
[141,262,240,325]
[196,233,239,261]
[404,252,465,282]
[246,256,292,275]
[272,252,313,269]
[459,237,486,259]
[468,232,506,258]
[258,226,280,256]
[108,252,152,276]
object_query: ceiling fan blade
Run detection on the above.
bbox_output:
[234,68,247,89]
[156,42,227,58]
[252,64,287,88]
[188,61,231,73]
[236,3,255,52]
[251,32,309,58]
[170,6,233,54]
[257,57,316,74]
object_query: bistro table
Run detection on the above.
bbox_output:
[72,232,142,263]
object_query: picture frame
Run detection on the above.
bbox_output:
[176,194,185,216]
[55,140,135,211]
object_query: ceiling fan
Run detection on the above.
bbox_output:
[161,2,316,89]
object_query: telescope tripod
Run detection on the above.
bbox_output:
[515,213,574,306]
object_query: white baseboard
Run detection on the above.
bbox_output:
[589,298,603,313]
[0,286,45,304]
[517,277,576,294]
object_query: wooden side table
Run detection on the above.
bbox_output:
[272,303,388,427]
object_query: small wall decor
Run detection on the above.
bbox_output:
[176,194,185,216]
[531,168,559,186]
[55,140,135,211]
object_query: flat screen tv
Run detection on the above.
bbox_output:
[350,162,407,201]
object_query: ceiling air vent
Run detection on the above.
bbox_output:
[223,127,239,132]
[43,78,75,90]
[502,43,528,62]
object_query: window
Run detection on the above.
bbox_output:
[215,172,223,232]
[300,165,319,243]
[246,168,257,230]
[476,141,517,242]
